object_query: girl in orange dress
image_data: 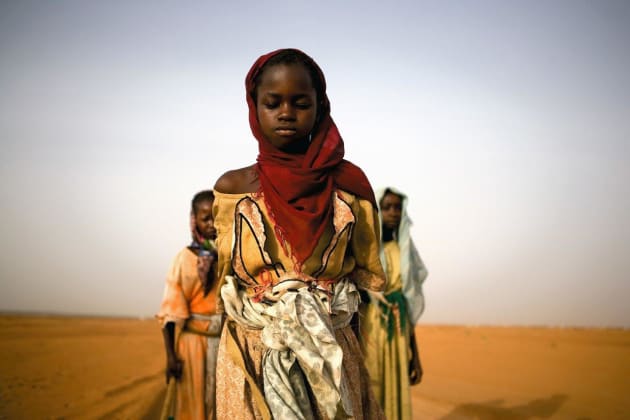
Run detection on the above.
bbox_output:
[157,190,222,420]
[212,48,386,420]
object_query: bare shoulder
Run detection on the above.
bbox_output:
[213,164,259,194]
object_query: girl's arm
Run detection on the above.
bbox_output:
[157,250,190,383]
[350,196,386,292]
[161,322,182,383]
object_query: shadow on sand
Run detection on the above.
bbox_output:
[140,387,167,420]
[441,394,568,419]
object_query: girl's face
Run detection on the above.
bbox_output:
[380,192,403,231]
[256,63,318,152]
[194,200,216,240]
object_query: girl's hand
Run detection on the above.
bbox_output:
[166,357,183,383]
[368,290,391,307]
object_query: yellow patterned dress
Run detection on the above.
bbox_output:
[212,189,386,420]
[359,240,413,420]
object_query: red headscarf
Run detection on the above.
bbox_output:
[246,48,377,265]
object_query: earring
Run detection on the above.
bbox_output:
[308,133,313,143]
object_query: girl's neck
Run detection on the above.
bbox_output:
[382,226,397,243]
[279,137,310,155]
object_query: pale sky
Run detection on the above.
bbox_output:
[1,1,629,327]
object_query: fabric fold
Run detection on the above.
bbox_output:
[222,275,358,419]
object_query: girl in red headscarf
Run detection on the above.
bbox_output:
[212,49,386,420]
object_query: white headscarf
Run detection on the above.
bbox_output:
[376,187,428,324]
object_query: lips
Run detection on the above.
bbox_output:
[275,127,297,136]
[383,219,400,227]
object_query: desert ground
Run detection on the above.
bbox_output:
[0,315,628,419]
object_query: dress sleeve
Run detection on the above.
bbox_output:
[156,250,190,328]
[350,197,386,292]
[212,191,236,313]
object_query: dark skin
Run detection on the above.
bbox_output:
[191,200,218,296]
[380,191,403,242]
[161,322,181,383]
[214,63,318,194]
[214,163,260,194]
[162,198,217,383]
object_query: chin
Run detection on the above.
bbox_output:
[281,139,309,154]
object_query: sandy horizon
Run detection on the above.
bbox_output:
[1,314,628,419]
[4,310,628,330]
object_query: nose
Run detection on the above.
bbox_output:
[278,102,296,121]
[385,208,401,221]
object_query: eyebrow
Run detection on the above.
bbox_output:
[262,92,312,99]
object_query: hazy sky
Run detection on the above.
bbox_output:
[1,1,629,327]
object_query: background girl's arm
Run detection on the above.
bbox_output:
[161,322,182,383]
[156,251,190,382]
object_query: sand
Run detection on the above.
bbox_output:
[0,315,628,419]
